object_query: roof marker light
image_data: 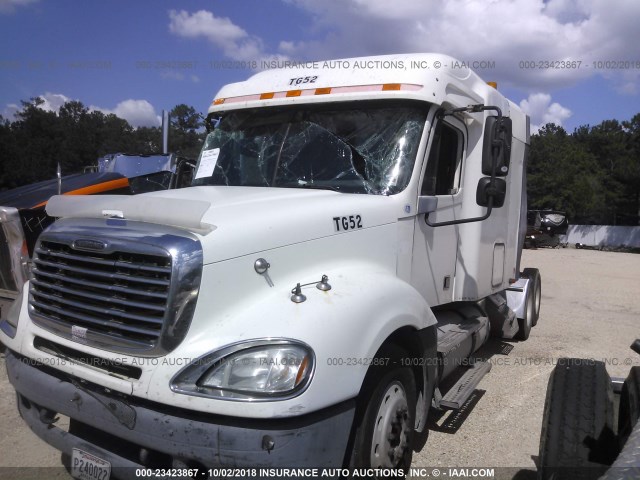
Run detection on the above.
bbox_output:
[210,83,423,106]
[487,81,498,89]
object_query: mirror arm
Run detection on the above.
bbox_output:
[439,104,502,120]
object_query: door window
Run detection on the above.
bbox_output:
[421,122,464,196]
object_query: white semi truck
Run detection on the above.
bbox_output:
[1,53,541,475]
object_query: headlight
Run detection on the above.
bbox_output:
[171,339,314,401]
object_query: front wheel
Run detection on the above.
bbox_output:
[349,365,416,469]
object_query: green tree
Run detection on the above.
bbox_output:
[528,123,607,224]
[130,125,162,154]
[574,119,630,224]
[58,100,98,174]
[168,104,205,159]
[621,113,640,224]
[0,98,209,190]
[0,114,14,190]
[10,97,62,186]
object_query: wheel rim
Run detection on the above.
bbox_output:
[370,380,411,468]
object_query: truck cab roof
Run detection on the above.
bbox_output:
[208,53,529,144]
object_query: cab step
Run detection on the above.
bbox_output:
[439,360,492,410]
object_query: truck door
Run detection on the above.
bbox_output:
[411,116,466,306]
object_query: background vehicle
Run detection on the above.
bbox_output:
[1,53,541,474]
[524,209,568,248]
[0,153,194,321]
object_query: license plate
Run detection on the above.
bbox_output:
[71,448,111,480]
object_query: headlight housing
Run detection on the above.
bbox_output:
[171,339,314,401]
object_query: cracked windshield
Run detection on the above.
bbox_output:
[192,103,427,195]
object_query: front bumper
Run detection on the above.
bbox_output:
[6,350,355,475]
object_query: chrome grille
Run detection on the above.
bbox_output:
[31,241,171,345]
[28,218,203,356]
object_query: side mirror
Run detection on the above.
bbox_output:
[482,116,512,176]
[476,177,506,208]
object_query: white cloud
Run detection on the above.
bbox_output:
[543,0,590,24]
[38,92,71,112]
[165,3,639,94]
[0,0,38,14]
[160,70,201,84]
[161,71,186,81]
[519,93,573,134]
[1,92,70,120]
[92,99,161,128]
[278,0,640,92]
[2,103,19,121]
[168,9,266,62]
[2,93,161,128]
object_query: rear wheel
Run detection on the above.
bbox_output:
[349,361,416,470]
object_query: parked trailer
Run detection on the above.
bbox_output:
[0,153,194,322]
[1,53,541,474]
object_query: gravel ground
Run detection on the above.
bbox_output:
[1,247,639,478]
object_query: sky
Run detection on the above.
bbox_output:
[1,0,639,134]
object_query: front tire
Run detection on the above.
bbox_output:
[349,364,416,470]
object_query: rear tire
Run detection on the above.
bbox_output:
[522,267,541,326]
[538,360,618,480]
[349,360,416,470]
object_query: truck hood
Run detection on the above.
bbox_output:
[46,186,404,264]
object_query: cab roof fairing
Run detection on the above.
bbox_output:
[206,53,528,142]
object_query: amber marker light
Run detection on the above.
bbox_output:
[382,83,402,91]
[286,90,302,97]
[295,355,310,386]
[260,92,275,100]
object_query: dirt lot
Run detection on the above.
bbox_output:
[1,248,639,478]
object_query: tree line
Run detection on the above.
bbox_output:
[0,97,638,225]
[528,115,640,225]
[0,98,205,191]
